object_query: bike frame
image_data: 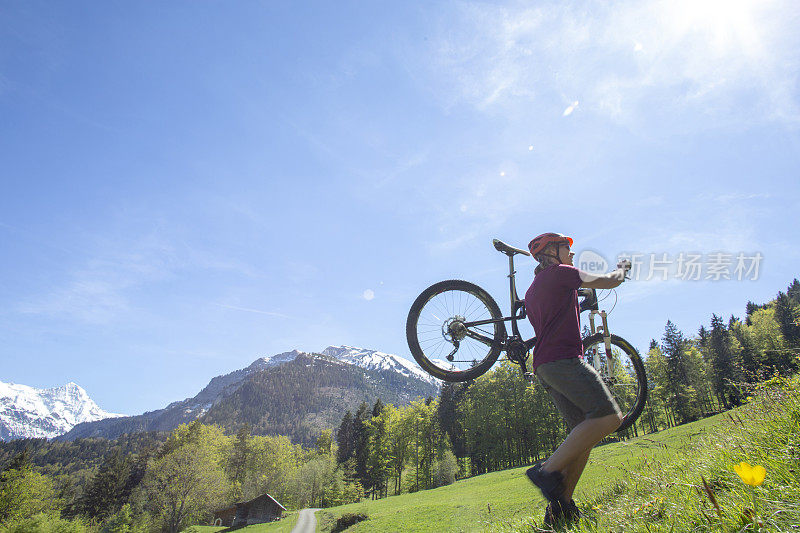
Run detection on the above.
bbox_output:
[460,244,610,376]
[459,254,526,331]
[456,250,535,372]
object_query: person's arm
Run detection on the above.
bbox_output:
[579,260,631,289]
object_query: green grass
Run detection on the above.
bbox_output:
[184,511,299,533]
[315,378,800,532]
[565,377,800,533]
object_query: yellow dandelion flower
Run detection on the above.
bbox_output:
[733,462,766,486]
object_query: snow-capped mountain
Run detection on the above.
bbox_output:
[321,345,440,386]
[60,346,438,444]
[59,346,441,441]
[0,381,124,441]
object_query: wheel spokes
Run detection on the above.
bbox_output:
[416,289,496,373]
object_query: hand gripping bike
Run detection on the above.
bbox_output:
[406,239,647,432]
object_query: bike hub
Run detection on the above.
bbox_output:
[442,316,468,343]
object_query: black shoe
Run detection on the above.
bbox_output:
[542,501,564,527]
[526,464,565,503]
[541,500,580,530]
[562,500,582,525]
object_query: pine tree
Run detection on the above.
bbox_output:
[787,278,800,306]
[2,450,31,474]
[73,449,133,520]
[437,382,469,459]
[774,291,800,346]
[709,314,742,409]
[745,301,759,325]
[729,321,762,382]
[336,411,354,464]
[372,399,385,418]
[662,321,689,384]
[697,326,710,352]
[661,321,700,423]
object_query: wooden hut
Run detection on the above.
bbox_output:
[211,504,237,527]
[229,493,286,527]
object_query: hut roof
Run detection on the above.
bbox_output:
[214,493,287,514]
[248,493,287,511]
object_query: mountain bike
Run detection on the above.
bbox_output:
[406,239,647,432]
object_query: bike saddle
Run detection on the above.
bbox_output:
[492,239,530,256]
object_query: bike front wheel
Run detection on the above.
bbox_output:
[582,333,648,433]
[406,280,507,382]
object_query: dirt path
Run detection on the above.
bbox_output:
[290,508,321,533]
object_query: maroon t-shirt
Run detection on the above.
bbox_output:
[524,264,584,370]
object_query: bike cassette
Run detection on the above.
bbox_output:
[442,316,468,343]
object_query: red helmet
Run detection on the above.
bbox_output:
[528,232,573,256]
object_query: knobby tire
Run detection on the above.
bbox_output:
[582,333,648,433]
[406,280,506,382]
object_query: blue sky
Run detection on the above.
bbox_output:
[2,1,799,415]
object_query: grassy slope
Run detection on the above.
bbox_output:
[315,381,800,533]
[314,413,728,532]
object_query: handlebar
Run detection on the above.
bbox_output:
[578,288,598,313]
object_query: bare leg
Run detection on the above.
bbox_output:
[561,448,590,500]
[542,413,622,476]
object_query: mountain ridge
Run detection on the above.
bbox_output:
[0,380,123,441]
[58,346,438,444]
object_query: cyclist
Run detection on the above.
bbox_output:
[523,232,627,526]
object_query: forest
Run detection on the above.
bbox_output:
[0,279,798,532]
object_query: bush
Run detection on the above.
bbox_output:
[100,504,148,533]
[315,510,336,532]
[0,513,89,533]
[435,449,458,487]
[330,512,368,533]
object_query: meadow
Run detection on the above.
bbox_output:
[310,376,799,532]
[176,375,798,532]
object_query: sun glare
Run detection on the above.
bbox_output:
[665,0,761,53]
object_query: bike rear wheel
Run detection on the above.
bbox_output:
[406,280,506,382]
[582,333,648,433]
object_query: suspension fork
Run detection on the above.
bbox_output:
[588,310,615,375]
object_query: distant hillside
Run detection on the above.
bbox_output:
[60,350,437,445]
[202,353,437,444]
[0,432,165,477]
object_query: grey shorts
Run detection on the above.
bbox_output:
[535,357,621,431]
